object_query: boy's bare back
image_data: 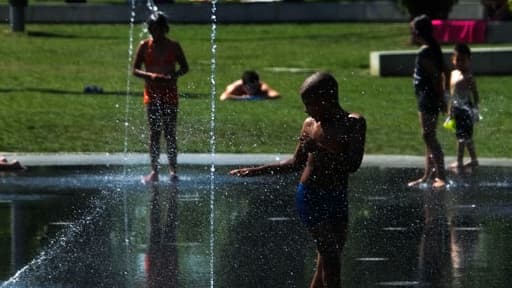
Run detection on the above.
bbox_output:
[299,112,365,188]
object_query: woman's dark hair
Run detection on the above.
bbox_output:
[147,11,169,33]
[411,14,434,43]
[411,14,443,61]
[412,14,439,46]
[454,42,471,58]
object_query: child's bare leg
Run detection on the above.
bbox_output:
[429,138,446,183]
[422,113,446,188]
[409,112,446,187]
[144,105,162,183]
[457,142,465,165]
[143,147,160,183]
[450,141,465,169]
[163,106,178,180]
[309,220,347,288]
[408,152,434,187]
[169,167,178,180]
[143,151,160,183]
[465,140,478,167]
[321,253,341,287]
[309,253,324,288]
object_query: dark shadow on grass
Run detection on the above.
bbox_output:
[0,88,206,98]
[27,31,79,39]
[27,30,128,40]
[0,88,137,97]
[180,92,209,99]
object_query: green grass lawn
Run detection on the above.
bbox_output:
[1,23,511,157]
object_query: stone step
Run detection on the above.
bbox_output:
[370,46,512,76]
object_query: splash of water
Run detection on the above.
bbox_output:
[1,3,144,285]
[0,193,109,287]
[124,1,137,204]
[145,0,159,12]
[121,0,139,283]
[209,1,218,287]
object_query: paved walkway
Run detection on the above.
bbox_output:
[3,152,512,168]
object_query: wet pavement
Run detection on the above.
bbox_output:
[0,157,511,287]
[3,152,512,168]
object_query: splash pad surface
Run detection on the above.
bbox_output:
[1,162,512,287]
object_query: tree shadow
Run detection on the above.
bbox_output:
[27,31,79,39]
[0,87,134,97]
[0,88,208,98]
[180,92,209,99]
[27,30,128,40]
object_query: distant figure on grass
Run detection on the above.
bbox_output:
[133,11,189,183]
[448,43,480,172]
[0,156,25,172]
[220,70,280,101]
[408,14,450,189]
[230,72,366,287]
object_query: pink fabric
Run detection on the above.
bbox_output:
[432,20,487,43]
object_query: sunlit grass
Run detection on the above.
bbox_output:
[1,23,510,157]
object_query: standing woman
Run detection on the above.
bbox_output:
[408,14,449,188]
[133,12,189,182]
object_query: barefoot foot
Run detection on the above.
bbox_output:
[141,171,159,184]
[432,178,447,189]
[408,177,428,187]
[464,160,479,168]
[449,161,463,169]
[449,165,464,174]
[169,170,178,181]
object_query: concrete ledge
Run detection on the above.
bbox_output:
[3,152,512,168]
[370,47,512,76]
[487,21,512,43]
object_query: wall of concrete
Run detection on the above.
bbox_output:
[370,47,512,76]
[2,1,509,42]
[0,1,486,24]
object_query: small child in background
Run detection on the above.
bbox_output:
[448,43,480,171]
[132,12,189,182]
[0,156,25,172]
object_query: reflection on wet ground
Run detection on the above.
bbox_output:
[0,165,512,287]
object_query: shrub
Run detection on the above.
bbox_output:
[395,0,459,19]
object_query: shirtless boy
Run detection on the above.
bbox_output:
[220,70,280,101]
[230,72,366,287]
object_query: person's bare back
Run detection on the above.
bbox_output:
[229,72,366,287]
[299,112,365,189]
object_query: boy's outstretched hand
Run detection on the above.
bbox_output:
[230,167,257,177]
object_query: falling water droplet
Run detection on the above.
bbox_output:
[209,2,218,288]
